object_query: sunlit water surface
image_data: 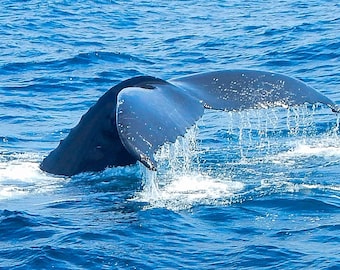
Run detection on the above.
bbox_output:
[1,0,339,269]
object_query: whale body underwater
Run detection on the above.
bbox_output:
[40,70,339,176]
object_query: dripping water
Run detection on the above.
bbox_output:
[135,105,340,210]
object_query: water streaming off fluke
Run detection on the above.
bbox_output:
[136,105,340,210]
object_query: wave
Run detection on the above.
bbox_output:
[1,51,153,76]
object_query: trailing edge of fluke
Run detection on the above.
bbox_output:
[40,70,339,176]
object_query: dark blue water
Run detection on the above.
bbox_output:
[1,1,339,269]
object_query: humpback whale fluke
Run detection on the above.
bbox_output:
[40,70,339,176]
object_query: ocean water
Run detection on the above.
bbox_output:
[0,0,339,269]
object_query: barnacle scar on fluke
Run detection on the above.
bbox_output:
[40,70,339,176]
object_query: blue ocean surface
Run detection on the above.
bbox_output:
[0,0,339,269]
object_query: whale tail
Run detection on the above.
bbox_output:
[117,70,339,170]
[41,70,339,176]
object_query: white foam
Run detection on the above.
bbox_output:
[271,181,340,194]
[0,154,66,200]
[275,134,340,160]
[293,144,339,156]
[134,171,244,210]
[162,173,244,199]
[291,138,340,157]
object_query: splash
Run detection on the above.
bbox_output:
[133,126,245,210]
[135,105,339,210]
[0,153,66,200]
[135,170,245,211]
[270,113,340,162]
